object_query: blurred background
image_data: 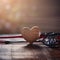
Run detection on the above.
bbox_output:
[0,0,60,34]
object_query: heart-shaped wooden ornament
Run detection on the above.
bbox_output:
[21,26,41,44]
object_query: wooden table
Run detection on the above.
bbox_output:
[0,42,60,60]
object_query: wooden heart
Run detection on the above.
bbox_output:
[21,26,41,44]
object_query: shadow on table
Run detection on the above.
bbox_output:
[24,44,43,50]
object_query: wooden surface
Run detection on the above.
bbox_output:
[0,42,60,60]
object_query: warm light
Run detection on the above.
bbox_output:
[0,0,23,22]
[0,0,24,33]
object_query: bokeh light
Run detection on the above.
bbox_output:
[0,0,59,33]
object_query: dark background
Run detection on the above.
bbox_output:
[22,0,60,32]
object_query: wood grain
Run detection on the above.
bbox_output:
[0,42,60,60]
